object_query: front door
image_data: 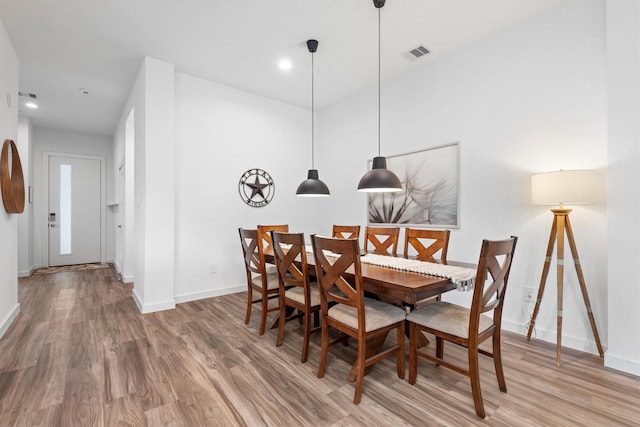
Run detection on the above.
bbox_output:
[48,155,102,266]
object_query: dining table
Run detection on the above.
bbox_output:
[264,247,472,306]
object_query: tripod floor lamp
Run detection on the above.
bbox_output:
[527,169,604,367]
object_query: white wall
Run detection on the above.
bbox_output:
[31,127,114,268]
[320,0,607,356]
[17,115,34,276]
[0,16,20,338]
[173,73,329,303]
[138,57,176,313]
[605,0,640,376]
[113,57,177,313]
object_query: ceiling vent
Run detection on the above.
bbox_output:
[402,45,430,62]
[18,92,37,99]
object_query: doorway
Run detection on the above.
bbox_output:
[47,154,105,266]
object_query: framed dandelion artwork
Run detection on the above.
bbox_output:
[367,142,459,228]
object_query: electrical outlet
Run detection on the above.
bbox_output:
[524,286,535,302]
[209,263,216,274]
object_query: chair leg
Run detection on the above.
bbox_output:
[493,332,507,392]
[468,345,486,419]
[301,309,311,363]
[397,323,405,379]
[259,293,268,336]
[435,336,444,362]
[276,300,286,347]
[317,319,329,378]
[245,287,252,324]
[408,322,418,385]
[354,338,366,404]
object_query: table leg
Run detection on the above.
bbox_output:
[269,306,296,329]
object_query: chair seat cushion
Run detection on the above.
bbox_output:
[251,272,279,290]
[328,297,406,332]
[406,301,493,339]
[285,283,321,307]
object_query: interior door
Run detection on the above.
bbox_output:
[48,155,102,266]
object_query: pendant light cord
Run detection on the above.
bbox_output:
[377,5,381,157]
[311,48,315,169]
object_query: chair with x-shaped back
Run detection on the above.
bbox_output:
[364,226,400,257]
[332,225,361,240]
[311,234,406,404]
[238,228,281,335]
[407,236,518,418]
[404,228,451,305]
[271,231,321,363]
[404,228,450,263]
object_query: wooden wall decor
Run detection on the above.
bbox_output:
[0,139,25,214]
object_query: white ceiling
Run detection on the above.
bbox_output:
[0,0,566,136]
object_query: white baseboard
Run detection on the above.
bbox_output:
[502,319,603,356]
[605,353,640,377]
[122,274,134,284]
[132,288,175,314]
[174,284,245,304]
[0,304,21,339]
[18,266,34,277]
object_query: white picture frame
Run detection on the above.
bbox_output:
[367,142,460,228]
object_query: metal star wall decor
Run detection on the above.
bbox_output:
[238,168,275,207]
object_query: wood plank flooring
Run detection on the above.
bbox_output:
[0,266,638,426]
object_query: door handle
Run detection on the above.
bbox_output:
[117,225,122,228]
[49,223,56,228]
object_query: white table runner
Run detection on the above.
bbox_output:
[360,254,476,291]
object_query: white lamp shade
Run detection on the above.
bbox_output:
[531,170,595,205]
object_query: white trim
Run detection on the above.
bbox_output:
[18,267,34,278]
[0,304,20,339]
[41,151,107,267]
[132,288,175,314]
[174,284,245,304]
[502,320,604,357]
[132,288,143,311]
[122,274,134,284]
[605,353,640,377]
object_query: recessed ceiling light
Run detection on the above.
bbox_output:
[25,102,38,109]
[278,59,292,71]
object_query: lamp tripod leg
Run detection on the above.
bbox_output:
[556,214,566,367]
[564,217,605,358]
[527,217,557,341]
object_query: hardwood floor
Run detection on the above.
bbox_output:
[0,266,638,426]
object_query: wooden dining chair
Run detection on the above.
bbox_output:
[404,228,450,263]
[407,236,518,418]
[364,226,400,256]
[257,224,289,254]
[404,228,451,305]
[238,228,281,336]
[311,234,406,405]
[258,224,289,273]
[332,225,361,240]
[271,231,321,363]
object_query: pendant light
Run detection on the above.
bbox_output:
[297,39,330,197]
[357,0,402,193]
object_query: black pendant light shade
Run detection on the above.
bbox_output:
[296,169,330,196]
[357,156,402,192]
[357,0,402,193]
[297,39,330,197]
